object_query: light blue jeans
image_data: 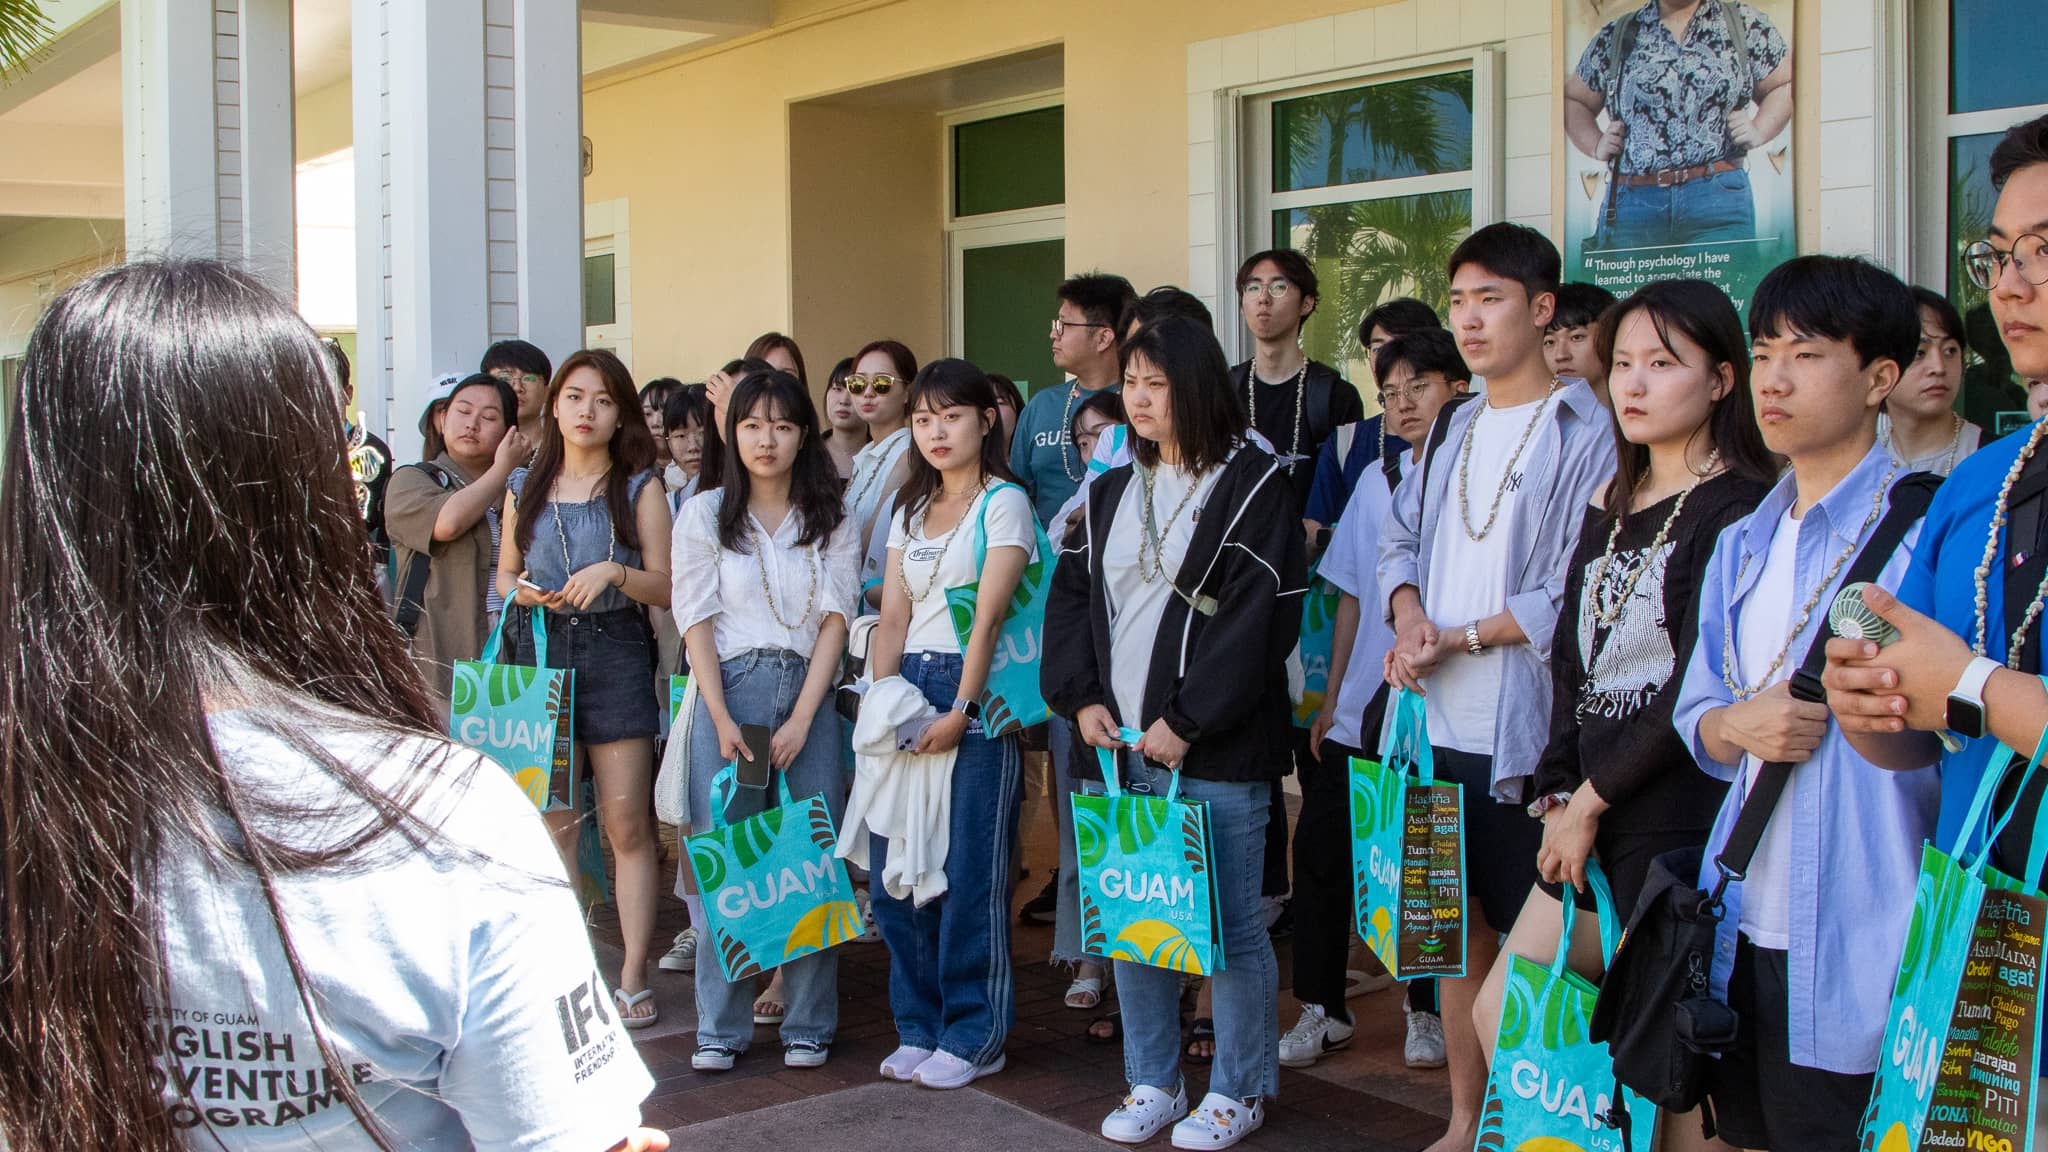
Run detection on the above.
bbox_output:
[686,648,846,1052]
[1051,713,1108,969]
[1110,754,1280,1101]
[1601,167,1755,250]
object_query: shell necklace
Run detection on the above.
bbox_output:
[1137,461,1207,582]
[1972,419,2048,667]
[1457,379,1562,541]
[1245,360,1309,474]
[898,480,988,603]
[1886,412,1967,477]
[749,516,820,632]
[1576,453,1717,716]
[1058,381,1085,483]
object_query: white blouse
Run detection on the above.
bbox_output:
[670,490,861,658]
[845,427,914,539]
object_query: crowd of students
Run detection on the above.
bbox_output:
[11,108,2048,1152]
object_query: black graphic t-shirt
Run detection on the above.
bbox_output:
[1534,471,1772,831]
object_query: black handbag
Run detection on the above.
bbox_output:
[1589,472,1938,1143]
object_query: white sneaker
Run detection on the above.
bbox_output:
[879,1044,931,1081]
[657,926,697,973]
[691,1044,738,1072]
[1100,1084,1188,1144]
[1170,1092,1264,1149]
[910,1049,1005,1089]
[855,888,881,942]
[1404,1007,1448,1069]
[1278,1004,1354,1068]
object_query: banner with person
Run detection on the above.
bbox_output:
[1350,688,1467,978]
[1562,0,1797,316]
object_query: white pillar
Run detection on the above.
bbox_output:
[352,0,583,461]
[121,0,296,293]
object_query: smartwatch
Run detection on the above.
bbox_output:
[1945,656,2001,742]
[952,697,982,721]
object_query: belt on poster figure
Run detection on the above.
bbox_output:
[1616,158,1743,188]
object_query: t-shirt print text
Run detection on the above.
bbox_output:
[146,1002,374,1131]
[558,969,622,1083]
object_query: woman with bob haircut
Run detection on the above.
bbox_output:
[1043,315,1306,1149]
[497,348,673,1029]
[0,259,664,1151]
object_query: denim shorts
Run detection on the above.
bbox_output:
[504,604,658,745]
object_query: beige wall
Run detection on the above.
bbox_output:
[0,218,123,358]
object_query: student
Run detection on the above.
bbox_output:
[865,359,1034,1090]
[1301,298,1439,542]
[990,373,1025,445]
[496,349,673,1029]
[481,337,554,447]
[1012,273,1139,526]
[0,259,663,1152]
[747,331,809,387]
[640,377,681,470]
[822,356,871,480]
[1472,281,1776,1152]
[1877,287,1978,476]
[1671,255,1941,1152]
[1543,281,1619,408]
[387,373,530,704]
[671,369,860,1073]
[1043,316,1303,1148]
[1377,223,1616,1152]
[1232,249,1366,511]
[845,340,919,555]
[1293,328,1472,1074]
[661,383,711,508]
[1069,389,1123,474]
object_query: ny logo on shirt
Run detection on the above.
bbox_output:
[556,970,613,1054]
[1504,471,1525,493]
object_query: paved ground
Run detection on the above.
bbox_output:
[588,771,1454,1150]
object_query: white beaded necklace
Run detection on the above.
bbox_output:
[749,522,819,632]
[1456,379,1562,542]
[1971,419,2048,667]
[1137,461,1207,583]
[1576,454,1717,717]
[1245,360,1309,473]
[1884,411,1967,477]
[897,481,987,603]
[1057,381,1084,483]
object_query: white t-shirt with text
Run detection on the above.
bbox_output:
[888,483,1038,654]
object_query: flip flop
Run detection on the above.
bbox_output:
[614,986,659,1031]
[1086,1009,1123,1046]
[1183,1017,1215,1066]
[753,996,787,1025]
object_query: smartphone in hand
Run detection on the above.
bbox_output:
[736,724,774,788]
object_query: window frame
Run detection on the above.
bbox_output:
[942,91,1067,359]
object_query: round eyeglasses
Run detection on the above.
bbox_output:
[1964,235,2048,291]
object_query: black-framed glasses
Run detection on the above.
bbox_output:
[1965,234,2048,291]
[844,373,900,396]
[1050,318,1109,339]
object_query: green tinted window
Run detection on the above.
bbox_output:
[954,107,1064,217]
[1272,72,1473,193]
[584,253,616,327]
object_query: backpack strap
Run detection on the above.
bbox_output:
[1715,0,1755,108]
[1306,363,1336,445]
[392,462,453,639]
[1416,391,1478,508]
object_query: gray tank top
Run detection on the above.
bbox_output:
[509,467,655,614]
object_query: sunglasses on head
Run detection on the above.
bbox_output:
[843,373,900,396]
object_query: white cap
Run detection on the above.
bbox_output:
[426,372,465,402]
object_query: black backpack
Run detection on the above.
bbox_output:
[391,462,452,638]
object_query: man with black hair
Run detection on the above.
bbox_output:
[1302,298,1440,541]
[1543,282,1618,408]
[1011,272,1137,527]
[1673,254,1938,1152]
[1232,249,1366,517]
[480,338,554,446]
[1377,223,1614,1152]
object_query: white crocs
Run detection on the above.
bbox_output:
[1170,1092,1265,1150]
[1100,1083,1188,1144]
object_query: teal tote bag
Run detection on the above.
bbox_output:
[1860,710,2048,1152]
[1477,863,1656,1152]
[685,761,867,982]
[448,606,575,812]
[1073,745,1224,975]
[944,481,1054,738]
[1292,560,1341,728]
[1349,687,1467,978]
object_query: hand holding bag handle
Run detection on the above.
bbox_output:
[1095,739,1183,803]
[707,759,797,832]
[1383,687,1437,784]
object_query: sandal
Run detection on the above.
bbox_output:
[753,995,786,1026]
[1064,976,1104,1010]
[1085,1010,1123,1046]
[614,986,659,1030]
[1183,1017,1215,1066]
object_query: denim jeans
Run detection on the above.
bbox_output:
[1111,754,1280,1101]
[868,650,1023,1065]
[686,648,847,1052]
[1051,714,1107,968]
[1601,167,1755,251]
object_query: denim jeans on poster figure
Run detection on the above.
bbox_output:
[868,650,1024,1066]
[687,648,848,1052]
[1601,167,1756,251]
[1050,713,1109,969]
[1112,753,1280,1102]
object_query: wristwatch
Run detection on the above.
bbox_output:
[951,697,982,721]
[1945,656,2001,743]
[1465,622,1484,656]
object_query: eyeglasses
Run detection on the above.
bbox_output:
[1376,377,1442,406]
[1241,279,1296,302]
[843,373,900,396]
[1051,318,1110,339]
[490,368,547,389]
[1965,235,2048,291]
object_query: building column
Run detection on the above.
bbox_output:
[351,0,583,460]
[121,0,297,292]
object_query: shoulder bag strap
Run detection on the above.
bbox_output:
[392,463,452,637]
[1712,472,1940,892]
[1417,391,1477,515]
[1714,0,1754,107]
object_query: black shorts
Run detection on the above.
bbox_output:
[1432,746,1540,935]
[1708,936,1875,1152]
[505,605,659,745]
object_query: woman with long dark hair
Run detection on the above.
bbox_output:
[859,359,1034,1090]
[497,349,673,1028]
[0,260,663,1150]
[845,340,918,553]
[672,369,860,1073]
[1470,280,1776,1148]
[1043,316,1305,1148]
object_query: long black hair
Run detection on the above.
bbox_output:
[513,348,657,553]
[1594,278,1777,519]
[716,369,847,552]
[0,260,454,1150]
[897,358,1020,520]
[1120,316,1248,474]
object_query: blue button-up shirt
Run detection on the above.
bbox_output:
[1376,379,1616,797]
[1673,442,1940,1074]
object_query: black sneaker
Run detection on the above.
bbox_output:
[1019,868,1059,924]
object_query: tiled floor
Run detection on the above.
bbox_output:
[588,771,1455,1150]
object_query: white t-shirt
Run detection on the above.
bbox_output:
[1318,465,1398,751]
[846,427,913,539]
[1422,396,1553,755]
[1103,461,1227,728]
[1730,507,1800,950]
[152,711,652,1151]
[888,483,1038,654]
[671,489,862,657]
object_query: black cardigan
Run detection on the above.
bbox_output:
[1041,447,1307,783]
